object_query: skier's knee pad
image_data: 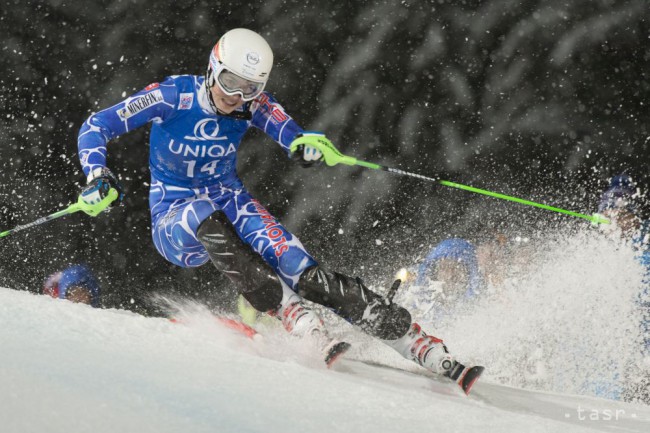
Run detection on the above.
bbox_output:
[197,211,283,312]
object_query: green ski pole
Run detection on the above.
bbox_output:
[290,139,609,225]
[0,188,119,239]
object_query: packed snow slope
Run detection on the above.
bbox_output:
[1,287,649,433]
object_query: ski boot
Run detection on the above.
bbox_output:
[274,293,350,367]
[385,322,484,395]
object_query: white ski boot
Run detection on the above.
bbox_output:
[385,322,484,394]
[385,322,456,374]
[275,293,350,367]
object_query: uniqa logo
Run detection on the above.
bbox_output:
[168,139,237,158]
[183,118,229,141]
[246,51,260,65]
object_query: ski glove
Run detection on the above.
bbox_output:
[289,132,328,168]
[80,167,125,207]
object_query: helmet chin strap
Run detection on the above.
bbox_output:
[205,68,253,121]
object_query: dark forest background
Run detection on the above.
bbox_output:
[0,0,648,313]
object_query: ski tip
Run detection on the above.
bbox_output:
[215,317,259,340]
[325,341,351,368]
[460,366,485,395]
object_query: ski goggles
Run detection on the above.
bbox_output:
[214,68,266,101]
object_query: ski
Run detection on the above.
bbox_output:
[214,316,259,339]
[324,341,352,368]
[446,362,485,395]
[459,366,485,395]
[168,316,259,339]
[347,358,484,396]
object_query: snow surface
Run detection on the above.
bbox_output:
[1,287,649,433]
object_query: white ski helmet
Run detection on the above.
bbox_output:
[206,28,273,102]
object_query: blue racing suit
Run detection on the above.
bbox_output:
[77,75,317,290]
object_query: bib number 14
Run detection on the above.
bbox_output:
[183,160,219,178]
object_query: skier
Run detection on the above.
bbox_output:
[77,28,480,389]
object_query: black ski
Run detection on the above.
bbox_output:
[461,366,485,395]
[446,362,485,395]
[324,341,352,368]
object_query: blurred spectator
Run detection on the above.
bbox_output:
[598,174,650,402]
[477,230,535,296]
[597,175,649,340]
[476,231,510,290]
[394,238,483,325]
[397,230,534,326]
[597,174,648,239]
[415,238,483,301]
[43,264,101,308]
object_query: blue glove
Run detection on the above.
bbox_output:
[80,167,125,207]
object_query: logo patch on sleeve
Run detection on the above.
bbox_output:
[179,93,194,110]
[145,82,160,91]
[116,89,164,120]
